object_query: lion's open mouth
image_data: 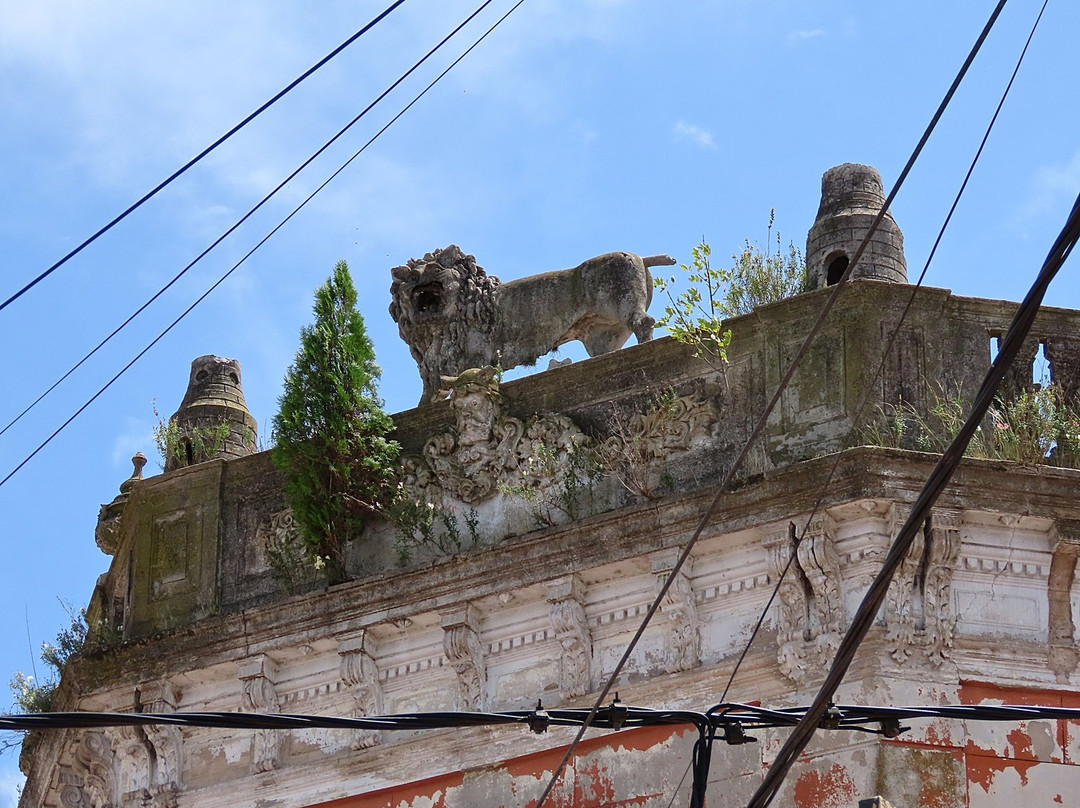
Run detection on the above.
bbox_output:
[411,283,444,318]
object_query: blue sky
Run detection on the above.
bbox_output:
[1,0,1077,801]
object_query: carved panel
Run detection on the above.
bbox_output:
[545,577,593,699]
[149,512,191,601]
[440,605,486,711]
[238,656,281,773]
[339,630,383,749]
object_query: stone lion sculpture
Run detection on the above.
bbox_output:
[389,245,676,404]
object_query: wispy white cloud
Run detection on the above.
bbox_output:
[1015,150,1080,226]
[789,28,826,42]
[111,415,155,468]
[672,121,717,151]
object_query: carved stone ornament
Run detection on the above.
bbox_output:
[764,518,844,684]
[1048,519,1080,681]
[884,508,962,668]
[339,631,384,749]
[68,731,115,808]
[238,656,282,774]
[255,508,301,568]
[389,245,675,404]
[400,368,589,507]
[764,526,811,682]
[652,552,700,673]
[95,452,147,555]
[545,577,593,699]
[441,605,486,711]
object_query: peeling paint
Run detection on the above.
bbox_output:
[793,763,856,808]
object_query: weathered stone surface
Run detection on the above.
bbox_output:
[389,244,675,403]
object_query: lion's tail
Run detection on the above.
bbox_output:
[641,254,677,268]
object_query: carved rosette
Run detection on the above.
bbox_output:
[339,631,384,749]
[238,656,281,773]
[441,605,486,711]
[652,552,700,673]
[545,577,593,699]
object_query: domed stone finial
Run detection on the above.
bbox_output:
[95,452,149,555]
[164,356,258,472]
[805,163,907,291]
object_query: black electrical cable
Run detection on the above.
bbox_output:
[747,189,1080,808]
[0,0,518,489]
[532,4,1009,806]
[713,0,1047,720]
[0,0,408,315]
[0,0,498,443]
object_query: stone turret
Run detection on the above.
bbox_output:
[164,355,258,472]
[806,163,907,290]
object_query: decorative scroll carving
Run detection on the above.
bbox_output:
[764,525,812,682]
[1048,520,1080,681]
[339,630,383,749]
[885,510,925,664]
[799,515,845,665]
[764,518,844,683]
[923,509,962,667]
[882,509,962,667]
[238,656,281,773]
[545,577,593,698]
[400,369,588,508]
[72,731,115,808]
[441,605,486,711]
[652,552,700,673]
[599,394,718,498]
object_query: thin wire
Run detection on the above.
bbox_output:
[0,0,408,314]
[0,0,494,441]
[747,189,1080,808]
[532,3,1008,805]
[0,0,524,490]
[715,0,1046,712]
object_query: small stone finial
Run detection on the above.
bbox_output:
[164,356,258,472]
[805,163,907,291]
[95,452,148,555]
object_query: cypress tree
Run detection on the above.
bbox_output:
[272,260,399,583]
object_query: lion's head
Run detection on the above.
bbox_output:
[389,245,501,402]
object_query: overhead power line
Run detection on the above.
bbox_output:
[712,0,1048,727]
[747,187,1080,808]
[0,0,407,315]
[533,3,1010,805]
[0,0,523,489]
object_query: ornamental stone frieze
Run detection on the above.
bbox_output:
[440,605,486,711]
[544,576,593,699]
[338,630,384,749]
[238,656,281,774]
